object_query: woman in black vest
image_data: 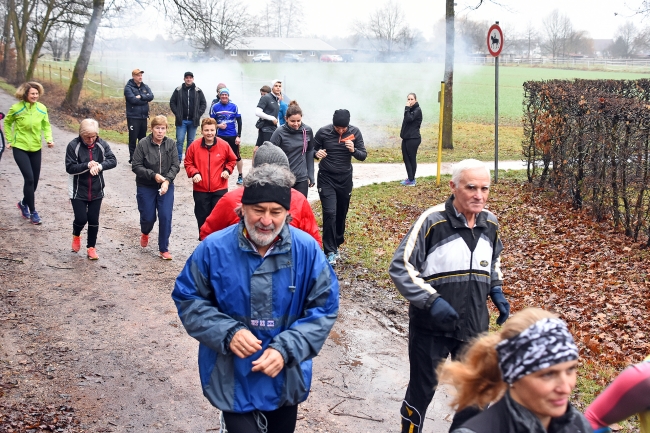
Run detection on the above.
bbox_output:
[440,308,593,433]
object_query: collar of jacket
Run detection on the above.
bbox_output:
[445,195,488,229]
[504,390,578,433]
[236,220,292,256]
[200,137,216,149]
[76,135,97,150]
[410,102,420,110]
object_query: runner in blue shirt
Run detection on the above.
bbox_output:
[210,88,244,184]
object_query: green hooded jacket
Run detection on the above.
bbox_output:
[4,101,53,152]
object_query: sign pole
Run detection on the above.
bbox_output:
[487,21,503,184]
[495,42,499,183]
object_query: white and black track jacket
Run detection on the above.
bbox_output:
[389,196,503,341]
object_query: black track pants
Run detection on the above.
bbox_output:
[401,138,421,181]
[193,190,227,233]
[127,118,147,162]
[222,405,298,433]
[13,147,41,213]
[317,169,353,255]
[71,198,103,248]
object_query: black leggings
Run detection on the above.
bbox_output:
[222,405,298,433]
[292,179,309,198]
[13,147,42,212]
[401,138,421,181]
[71,198,103,248]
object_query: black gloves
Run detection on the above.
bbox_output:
[490,286,510,325]
[429,297,459,324]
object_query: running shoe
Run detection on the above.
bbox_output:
[334,250,341,260]
[87,247,99,260]
[399,179,409,185]
[160,251,172,260]
[72,235,81,252]
[326,252,337,266]
[17,201,30,219]
[140,234,149,247]
[30,210,42,225]
[236,175,243,185]
[406,179,417,187]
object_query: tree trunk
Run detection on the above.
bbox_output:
[64,23,75,62]
[11,0,30,83]
[62,0,104,108]
[0,7,13,76]
[442,0,454,149]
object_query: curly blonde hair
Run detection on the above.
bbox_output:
[15,82,44,101]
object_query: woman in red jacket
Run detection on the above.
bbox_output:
[184,118,237,233]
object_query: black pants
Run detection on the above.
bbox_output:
[256,129,274,147]
[402,138,421,181]
[127,118,148,162]
[222,405,298,433]
[220,135,241,161]
[292,179,309,198]
[400,325,466,433]
[193,190,227,232]
[13,147,42,213]
[317,170,353,255]
[71,198,103,248]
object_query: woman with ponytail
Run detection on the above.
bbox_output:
[267,100,314,198]
[439,308,593,433]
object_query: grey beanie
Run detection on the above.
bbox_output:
[253,143,290,169]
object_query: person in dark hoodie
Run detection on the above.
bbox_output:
[65,119,117,260]
[124,68,153,164]
[313,109,367,265]
[400,93,423,186]
[132,115,180,260]
[439,308,592,433]
[169,71,207,162]
[254,79,282,149]
[268,100,314,198]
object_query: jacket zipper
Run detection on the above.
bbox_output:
[158,142,162,177]
[207,145,211,192]
[88,146,94,200]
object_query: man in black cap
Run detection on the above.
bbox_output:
[170,71,207,162]
[313,109,367,265]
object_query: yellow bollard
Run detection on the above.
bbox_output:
[436,81,445,186]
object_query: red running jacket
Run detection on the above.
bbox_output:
[184,137,237,192]
[199,187,323,247]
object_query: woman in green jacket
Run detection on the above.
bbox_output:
[4,82,54,225]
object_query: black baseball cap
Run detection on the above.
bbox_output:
[184,71,194,78]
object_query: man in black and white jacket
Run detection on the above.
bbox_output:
[169,71,207,162]
[389,159,510,433]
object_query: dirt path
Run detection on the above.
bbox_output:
[0,90,465,432]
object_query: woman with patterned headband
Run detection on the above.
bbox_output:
[439,308,593,433]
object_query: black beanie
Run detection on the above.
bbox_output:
[242,183,291,210]
[332,109,350,127]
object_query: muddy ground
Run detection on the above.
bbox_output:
[0,89,461,433]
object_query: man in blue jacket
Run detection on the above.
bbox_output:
[124,68,154,164]
[172,164,339,433]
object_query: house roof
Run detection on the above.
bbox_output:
[227,37,336,51]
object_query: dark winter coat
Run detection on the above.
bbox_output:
[269,123,315,183]
[453,391,593,433]
[65,137,117,201]
[389,196,503,341]
[313,124,367,175]
[400,102,422,140]
[170,83,207,127]
[256,92,280,132]
[124,79,154,119]
[132,135,180,188]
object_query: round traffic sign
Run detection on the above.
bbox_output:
[487,24,504,57]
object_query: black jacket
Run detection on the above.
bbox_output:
[453,391,593,433]
[269,123,315,183]
[313,124,367,175]
[389,196,503,340]
[400,102,422,140]
[65,137,117,201]
[170,83,207,127]
[124,79,154,119]
[256,93,280,132]
[132,135,180,188]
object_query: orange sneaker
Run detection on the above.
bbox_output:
[87,247,99,260]
[159,251,172,260]
[72,235,81,252]
[140,234,149,247]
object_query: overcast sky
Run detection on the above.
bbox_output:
[134,0,649,41]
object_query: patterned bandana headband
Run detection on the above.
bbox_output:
[496,318,579,384]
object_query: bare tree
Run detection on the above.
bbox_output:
[523,21,538,58]
[356,0,413,56]
[166,0,252,53]
[610,21,649,57]
[541,9,565,58]
[455,15,489,54]
[0,0,13,76]
[442,0,454,149]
